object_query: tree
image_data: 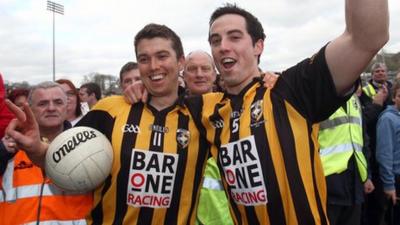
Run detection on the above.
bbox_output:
[365,50,400,72]
[81,72,120,95]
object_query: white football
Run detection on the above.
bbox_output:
[45,126,113,192]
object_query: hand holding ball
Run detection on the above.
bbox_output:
[45,126,113,192]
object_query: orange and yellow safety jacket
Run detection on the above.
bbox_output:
[0,150,93,225]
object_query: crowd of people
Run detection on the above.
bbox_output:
[0,1,398,225]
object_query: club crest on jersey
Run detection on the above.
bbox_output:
[250,100,263,122]
[176,129,190,148]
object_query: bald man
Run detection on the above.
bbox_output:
[183,50,217,96]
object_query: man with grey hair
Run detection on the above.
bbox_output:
[27,81,70,142]
[362,62,392,104]
[361,63,393,224]
[0,81,92,225]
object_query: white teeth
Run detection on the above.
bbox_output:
[222,58,235,64]
[150,74,164,81]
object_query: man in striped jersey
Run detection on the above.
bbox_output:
[190,1,388,224]
[5,24,210,225]
[125,2,390,224]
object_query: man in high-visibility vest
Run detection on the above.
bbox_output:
[360,63,394,225]
[362,63,392,102]
[319,94,372,225]
[0,81,92,225]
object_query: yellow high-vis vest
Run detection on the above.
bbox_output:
[318,95,368,182]
[362,83,377,98]
[196,158,233,225]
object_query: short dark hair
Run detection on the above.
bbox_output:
[80,82,101,100]
[209,3,266,46]
[8,88,30,104]
[134,23,184,59]
[119,61,138,81]
[209,4,265,63]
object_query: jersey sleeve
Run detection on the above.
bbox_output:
[77,96,126,141]
[273,45,354,123]
[185,93,224,153]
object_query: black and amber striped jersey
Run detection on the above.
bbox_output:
[77,95,209,225]
[187,46,352,225]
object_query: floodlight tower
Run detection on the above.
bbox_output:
[47,1,64,81]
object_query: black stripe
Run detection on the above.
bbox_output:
[308,123,328,225]
[230,95,260,224]
[212,101,243,225]
[186,96,215,224]
[90,174,112,225]
[251,87,286,225]
[186,117,210,225]
[164,111,188,225]
[228,95,242,141]
[271,96,315,224]
[78,110,115,224]
[137,108,169,224]
[112,103,144,225]
[77,110,115,141]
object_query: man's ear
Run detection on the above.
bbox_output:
[178,56,185,72]
[254,39,264,57]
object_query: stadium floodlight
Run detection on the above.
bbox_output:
[47,1,64,81]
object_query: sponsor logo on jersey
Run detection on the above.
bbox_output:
[122,124,141,133]
[176,129,190,149]
[219,136,267,206]
[149,124,169,133]
[127,149,178,208]
[231,109,243,119]
[211,119,224,129]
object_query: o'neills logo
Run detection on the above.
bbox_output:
[52,130,97,163]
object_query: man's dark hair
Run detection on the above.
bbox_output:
[119,61,138,81]
[209,3,265,45]
[134,23,184,59]
[80,82,101,100]
[8,88,30,104]
[209,4,266,63]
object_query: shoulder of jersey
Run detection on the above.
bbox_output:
[93,96,130,113]
[202,92,224,102]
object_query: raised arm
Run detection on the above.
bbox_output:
[5,100,48,168]
[326,0,389,95]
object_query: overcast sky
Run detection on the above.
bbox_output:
[1,0,399,86]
